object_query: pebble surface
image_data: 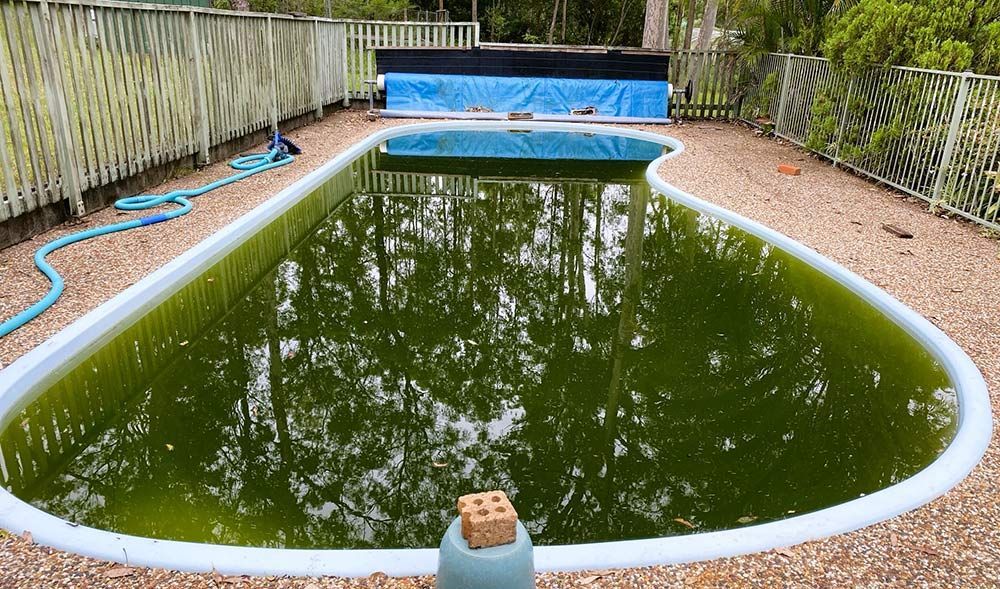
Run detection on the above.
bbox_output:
[0,112,998,588]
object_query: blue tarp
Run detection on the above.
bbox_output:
[385,131,666,161]
[384,73,669,119]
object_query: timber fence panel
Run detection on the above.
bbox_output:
[344,20,479,100]
[0,0,356,233]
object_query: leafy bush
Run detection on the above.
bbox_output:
[823,0,1000,75]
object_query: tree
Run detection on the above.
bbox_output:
[683,0,696,49]
[697,0,718,51]
[823,0,1000,75]
[730,0,845,58]
[642,0,671,49]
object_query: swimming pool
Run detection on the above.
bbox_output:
[0,122,990,576]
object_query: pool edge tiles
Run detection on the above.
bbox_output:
[0,121,991,577]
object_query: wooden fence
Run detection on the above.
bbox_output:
[740,53,1000,230]
[0,0,477,232]
[344,20,479,99]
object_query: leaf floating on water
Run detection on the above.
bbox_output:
[179,340,189,347]
[673,517,696,529]
[165,444,175,451]
[104,567,135,579]
[736,515,757,524]
[432,461,449,468]
[207,277,215,283]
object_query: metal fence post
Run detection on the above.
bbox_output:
[774,53,793,134]
[189,9,211,166]
[932,71,973,203]
[832,77,854,168]
[37,0,84,216]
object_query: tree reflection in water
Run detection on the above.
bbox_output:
[4,147,955,550]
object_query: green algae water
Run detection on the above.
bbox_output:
[0,131,956,549]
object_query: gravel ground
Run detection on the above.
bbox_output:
[0,111,997,588]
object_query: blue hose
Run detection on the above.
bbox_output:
[0,148,294,338]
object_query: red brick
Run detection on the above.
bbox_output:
[457,490,518,549]
[778,164,802,176]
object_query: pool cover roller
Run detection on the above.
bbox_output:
[383,73,671,119]
[373,47,677,122]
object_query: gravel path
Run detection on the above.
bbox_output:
[0,111,997,588]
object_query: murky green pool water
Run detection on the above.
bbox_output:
[0,131,956,549]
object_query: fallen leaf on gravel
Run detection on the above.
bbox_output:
[774,547,795,558]
[578,575,602,585]
[881,223,913,238]
[890,533,900,547]
[673,517,696,529]
[20,531,32,544]
[103,567,135,578]
[913,544,941,556]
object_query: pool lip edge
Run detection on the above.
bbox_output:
[0,121,990,577]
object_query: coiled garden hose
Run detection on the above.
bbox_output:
[0,147,295,339]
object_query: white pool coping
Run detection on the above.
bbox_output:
[0,121,991,577]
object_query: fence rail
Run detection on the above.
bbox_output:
[740,53,1000,230]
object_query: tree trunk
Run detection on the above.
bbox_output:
[547,0,560,44]
[561,0,568,42]
[697,0,718,51]
[642,0,670,49]
[683,0,696,50]
[688,0,717,101]
[472,0,478,22]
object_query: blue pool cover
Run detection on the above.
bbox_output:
[385,130,666,161]
[384,73,669,119]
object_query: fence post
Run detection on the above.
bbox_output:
[267,16,278,131]
[774,53,793,134]
[189,9,211,166]
[341,23,350,106]
[931,71,972,203]
[312,19,323,119]
[473,22,480,46]
[37,0,83,216]
[832,78,854,168]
